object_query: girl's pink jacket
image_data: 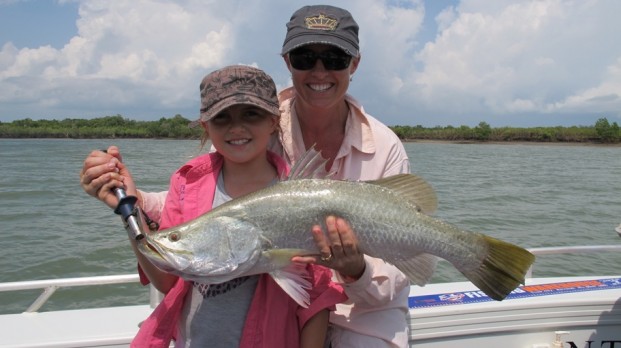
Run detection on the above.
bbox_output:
[131,151,347,348]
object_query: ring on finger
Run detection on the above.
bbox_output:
[320,253,333,262]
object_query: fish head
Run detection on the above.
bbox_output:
[139,216,265,282]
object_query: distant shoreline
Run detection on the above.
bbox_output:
[403,139,621,147]
[3,137,620,147]
[2,115,619,144]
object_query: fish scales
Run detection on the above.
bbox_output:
[226,179,486,270]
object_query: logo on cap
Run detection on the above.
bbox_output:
[305,14,337,31]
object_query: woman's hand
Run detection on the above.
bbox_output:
[292,216,366,282]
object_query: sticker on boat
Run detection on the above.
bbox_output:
[409,277,621,308]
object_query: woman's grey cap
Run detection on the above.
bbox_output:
[190,65,280,127]
[281,5,359,57]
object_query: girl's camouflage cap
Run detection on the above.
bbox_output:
[190,65,280,127]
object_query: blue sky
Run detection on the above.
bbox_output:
[1,0,620,127]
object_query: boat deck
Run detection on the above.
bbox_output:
[0,305,152,348]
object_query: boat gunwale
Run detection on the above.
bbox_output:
[1,244,620,314]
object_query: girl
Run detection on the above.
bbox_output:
[109,65,346,347]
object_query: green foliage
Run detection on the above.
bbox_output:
[594,117,620,143]
[474,121,492,141]
[2,115,619,144]
[388,118,619,144]
[0,115,203,139]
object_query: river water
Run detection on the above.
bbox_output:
[1,138,620,314]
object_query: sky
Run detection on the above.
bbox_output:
[1,0,620,128]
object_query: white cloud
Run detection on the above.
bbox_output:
[349,0,425,90]
[396,0,621,126]
[547,56,621,113]
[1,0,620,127]
[436,6,457,33]
[0,0,249,118]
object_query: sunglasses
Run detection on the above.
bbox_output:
[289,48,352,71]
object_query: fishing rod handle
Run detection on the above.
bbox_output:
[113,187,145,241]
[100,149,145,241]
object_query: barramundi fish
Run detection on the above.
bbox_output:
[138,152,535,306]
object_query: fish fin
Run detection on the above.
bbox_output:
[392,253,438,286]
[459,235,536,301]
[367,174,438,215]
[262,248,316,267]
[261,249,314,308]
[270,263,312,308]
[287,145,335,180]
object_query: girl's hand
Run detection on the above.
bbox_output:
[79,146,134,209]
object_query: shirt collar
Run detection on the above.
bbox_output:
[277,87,376,161]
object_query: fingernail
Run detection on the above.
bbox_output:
[108,158,120,168]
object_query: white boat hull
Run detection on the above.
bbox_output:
[408,276,621,348]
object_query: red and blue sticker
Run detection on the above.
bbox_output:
[409,277,621,308]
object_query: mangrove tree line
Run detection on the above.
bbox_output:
[1,115,619,143]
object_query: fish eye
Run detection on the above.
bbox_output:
[169,232,180,242]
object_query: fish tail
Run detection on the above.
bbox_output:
[460,235,536,301]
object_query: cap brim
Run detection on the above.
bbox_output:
[189,95,280,128]
[282,34,358,56]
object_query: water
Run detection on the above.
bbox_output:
[1,139,620,314]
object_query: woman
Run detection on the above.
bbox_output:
[276,6,411,347]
